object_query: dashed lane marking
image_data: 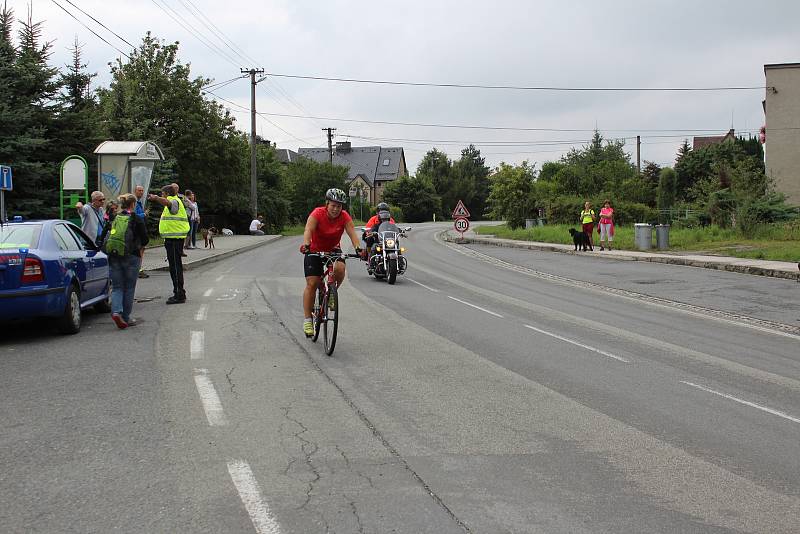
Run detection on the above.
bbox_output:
[227,460,282,534]
[524,324,629,363]
[203,288,214,297]
[193,368,227,426]
[195,304,208,321]
[190,330,204,359]
[681,381,800,424]
[448,296,503,318]
[407,277,440,292]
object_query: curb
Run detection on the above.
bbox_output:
[442,232,800,281]
[144,236,283,272]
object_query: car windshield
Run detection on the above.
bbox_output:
[0,224,42,249]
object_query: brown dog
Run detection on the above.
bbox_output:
[202,227,216,249]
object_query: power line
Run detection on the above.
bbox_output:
[49,0,130,59]
[175,0,253,65]
[201,75,247,90]
[262,71,767,92]
[251,110,770,134]
[183,0,260,66]
[148,0,240,67]
[61,0,136,49]
[204,90,320,146]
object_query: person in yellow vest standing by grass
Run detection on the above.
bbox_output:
[148,184,190,304]
[580,201,596,250]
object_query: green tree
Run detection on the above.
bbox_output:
[451,144,490,219]
[53,38,104,177]
[98,33,246,221]
[656,167,677,220]
[487,162,536,229]
[381,174,440,222]
[283,157,348,222]
[1,6,61,218]
[417,148,453,216]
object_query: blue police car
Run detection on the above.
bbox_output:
[0,218,111,334]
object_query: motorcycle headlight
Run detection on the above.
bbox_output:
[400,247,405,253]
[385,238,395,247]
[376,246,381,252]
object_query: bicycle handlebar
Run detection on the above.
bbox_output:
[304,251,361,259]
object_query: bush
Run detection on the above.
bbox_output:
[544,195,657,226]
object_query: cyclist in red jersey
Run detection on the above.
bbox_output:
[300,188,362,336]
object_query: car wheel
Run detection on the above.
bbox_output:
[94,282,112,313]
[57,285,82,335]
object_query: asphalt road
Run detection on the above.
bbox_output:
[2,223,798,533]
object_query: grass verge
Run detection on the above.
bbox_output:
[474,223,800,262]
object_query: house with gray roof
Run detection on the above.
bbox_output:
[297,142,408,205]
[274,148,299,164]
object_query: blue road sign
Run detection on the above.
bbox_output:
[0,165,12,191]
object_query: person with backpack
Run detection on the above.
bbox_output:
[98,194,149,329]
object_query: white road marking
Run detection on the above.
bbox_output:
[193,369,228,426]
[203,288,214,297]
[524,324,629,363]
[195,304,209,321]
[227,460,282,534]
[681,381,800,424]
[407,277,439,292]
[215,275,225,282]
[448,296,503,318]
[190,330,205,359]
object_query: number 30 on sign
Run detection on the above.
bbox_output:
[454,217,470,234]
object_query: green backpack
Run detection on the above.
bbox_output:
[103,214,135,256]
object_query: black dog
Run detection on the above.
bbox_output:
[569,228,592,251]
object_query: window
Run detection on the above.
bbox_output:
[66,224,96,250]
[382,159,390,166]
[53,224,82,251]
[0,224,41,249]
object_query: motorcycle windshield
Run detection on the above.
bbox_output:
[377,221,399,233]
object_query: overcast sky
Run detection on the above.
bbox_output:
[11,0,800,172]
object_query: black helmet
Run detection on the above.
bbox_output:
[376,202,389,212]
[325,188,347,204]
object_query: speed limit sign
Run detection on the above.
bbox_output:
[454,217,470,233]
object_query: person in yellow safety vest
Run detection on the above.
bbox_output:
[148,184,190,304]
[580,201,596,250]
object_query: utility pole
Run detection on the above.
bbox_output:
[242,68,264,218]
[636,135,641,174]
[322,127,336,163]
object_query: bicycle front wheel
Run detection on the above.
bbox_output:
[311,286,323,342]
[323,283,338,355]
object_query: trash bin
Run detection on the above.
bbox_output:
[525,218,536,229]
[634,223,652,250]
[655,224,670,249]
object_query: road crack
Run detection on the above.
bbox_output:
[281,405,321,511]
[225,367,238,399]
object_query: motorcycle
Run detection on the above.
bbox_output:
[362,222,411,284]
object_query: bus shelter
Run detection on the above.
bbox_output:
[93,141,164,200]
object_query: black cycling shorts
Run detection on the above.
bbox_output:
[303,249,343,278]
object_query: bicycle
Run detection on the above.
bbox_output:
[306,251,360,355]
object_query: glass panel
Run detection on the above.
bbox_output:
[53,224,82,251]
[0,224,42,249]
[66,224,96,250]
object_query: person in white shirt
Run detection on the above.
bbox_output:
[249,215,265,236]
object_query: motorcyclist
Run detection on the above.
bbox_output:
[362,203,395,258]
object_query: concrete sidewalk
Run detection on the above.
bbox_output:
[445,230,800,281]
[141,234,281,272]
